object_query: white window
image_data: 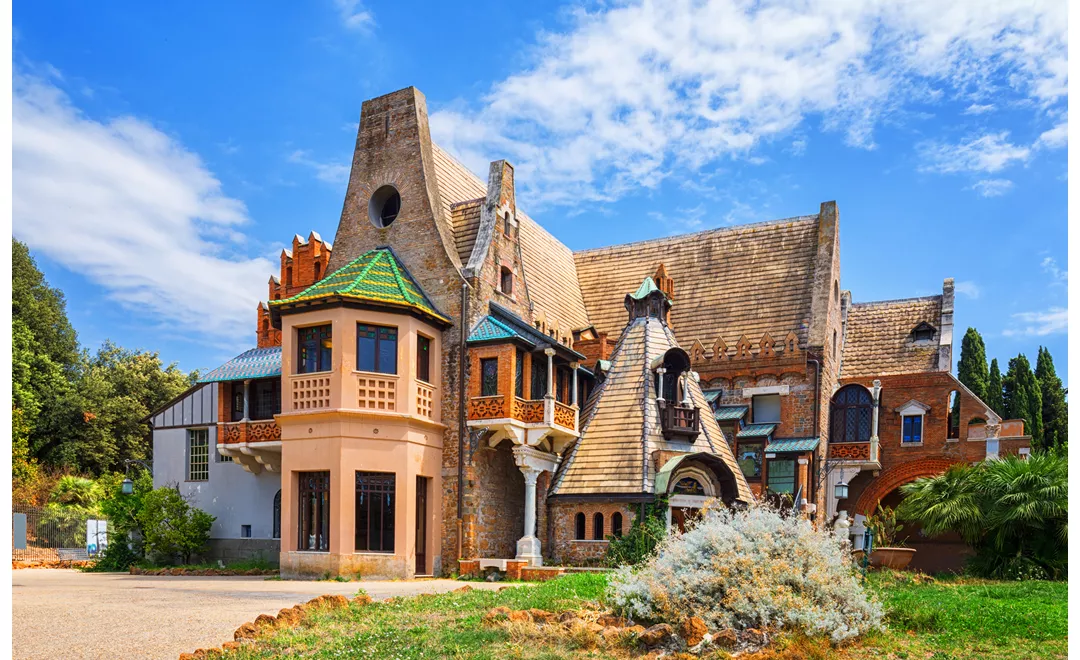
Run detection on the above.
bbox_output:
[752,394,781,424]
[187,429,209,481]
[895,400,930,446]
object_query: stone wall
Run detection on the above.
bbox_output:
[548,501,634,565]
[471,442,525,559]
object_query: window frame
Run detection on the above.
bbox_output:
[297,471,331,552]
[500,266,513,295]
[592,512,605,541]
[416,334,432,384]
[766,458,796,495]
[611,512,623,537]
[574,512,586,540]
[830,384,874,443]
[186,429,209,482]
[480,358,499,397]
[297,324,333,374]
[902,414,924,444]
[736,441,764,481]
[752,393,782,424]
[355,471,396,554]
[515,349,525,398]
[356,323,398,375]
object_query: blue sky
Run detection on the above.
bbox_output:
[12,0,1068,384]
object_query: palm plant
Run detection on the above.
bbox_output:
[898,453,1067,579]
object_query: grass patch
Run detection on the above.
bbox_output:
[218,570,1066,660]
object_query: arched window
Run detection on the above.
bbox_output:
[574,512,586,540]
[272,490,281,539]
[611,512,623,537]
[593,512,605,540]
[947,390,960,439]
[673,477,705,495]
[830,384,873,443]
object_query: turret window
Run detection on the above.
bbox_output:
[297,324,332,374]
[481,358,499,396]
[357,324,397,374]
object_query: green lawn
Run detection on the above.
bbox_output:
[223,571,1067,659]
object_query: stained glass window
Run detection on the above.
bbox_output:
[830,385,873,443]
[355,472,395,553]
[298,324,332,374]
[417,335,431,383]
[481,358,499,396]
[767,459,795,495]
[737,442,764,480]
[357,324,397,374]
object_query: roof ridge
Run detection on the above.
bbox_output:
[337,249,385,295]
[851,294,942,307]
[383,250,417,305]
[574,214,820,256]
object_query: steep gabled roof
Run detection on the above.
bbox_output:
[574,215,821,347]
[841,296,943,378]
[270,248,451,326]
[550,289,749,499]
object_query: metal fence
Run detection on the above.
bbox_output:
[12,505,108,563]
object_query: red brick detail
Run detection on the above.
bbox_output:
[573,333,612,371]
[520,566,566,582]
[505,560,527,581]
[853,457,958,516]
[257,231,332,348]
[458,559,480,577]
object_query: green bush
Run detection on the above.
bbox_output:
[49,475,103,508]
[604,512,667,567]
[88,536,143,572]
[898,452,1067,579]
[137,486,215,565]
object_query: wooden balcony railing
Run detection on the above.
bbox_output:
[468,395,579,432]
[658,400,699,441]
[221,419,282,444]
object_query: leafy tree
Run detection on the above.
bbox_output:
[986,358,1005,417]
[1004,354,1043,449]
[12,406,37,484]
[12,239,79,369]
[1035,347,1068,452]
[138,486,214,565]
[898,453,1067,580]
[48,475,103,508]
[957,328,989,402]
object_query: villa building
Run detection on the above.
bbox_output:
[148,86,1029,577]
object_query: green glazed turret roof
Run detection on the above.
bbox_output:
[270,248,450,325]
[629,276,660,300]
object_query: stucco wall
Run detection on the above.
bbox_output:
[153,426,282,543]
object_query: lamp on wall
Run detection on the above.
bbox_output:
[834,481,849,500]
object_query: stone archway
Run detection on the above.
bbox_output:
[853,458,959,516]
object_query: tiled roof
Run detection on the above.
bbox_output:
[431,144,591,336]
[702,389,722,404]
[468,315,518,343]
[199,347,282,383]
[765,437,820,453]
[841,296,943,378]
[737,423,777,438]
[550,308,749,500]
[714,405,749,422]
[270,248,451,326]
[574,215,820,348]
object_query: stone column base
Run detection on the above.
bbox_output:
[516,536,542,566]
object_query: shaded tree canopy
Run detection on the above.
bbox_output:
[1036,347,1068,452]
[1004,354,1043,449]
[957,327,989,402]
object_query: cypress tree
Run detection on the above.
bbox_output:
[986,359,1005,417]
[1003,354,1043,449]
[1035,347,1068,451]
[957,328,989,402]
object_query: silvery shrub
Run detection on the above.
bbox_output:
[608,504,883,643]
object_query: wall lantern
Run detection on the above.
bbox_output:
[834,482,849,500]
[121,478,134,495]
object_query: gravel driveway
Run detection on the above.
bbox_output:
[12,569,515,659]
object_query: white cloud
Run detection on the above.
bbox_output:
[970,178,1014,197]
[963,103,995,115]
[335,0,374,30]
[1041,256,1067,284]
[918,132,1030,174]
[1035,121,1067,149]
[1002,307,1067,337]
[954,280,981,299]
[13,70,273,346]
[288,149,351,184]
[430,0,1066,207]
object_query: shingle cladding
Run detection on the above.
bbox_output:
[574,215,820,346]
[199,347,282,383]
[270,247,450,325]
[550,312,749,500]
[841,296,943,378]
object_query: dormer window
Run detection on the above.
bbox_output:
[500,267,513,295]
[912,322,935,342]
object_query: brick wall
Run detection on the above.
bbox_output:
[258,232,332,348]
[548,501,634,565]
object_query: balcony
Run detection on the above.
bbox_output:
[218,419,281,474]
[827,438,880,468]
[282,371,438,422]
[657,400,700,441]
[467,395,579,452]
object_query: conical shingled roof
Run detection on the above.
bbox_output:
[270,248,451,326]
[550,281,750,500]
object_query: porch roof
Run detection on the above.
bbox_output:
[765,437,820,453]
[737,423,776,439]
[714,404,749,422]
[199,346,282,383]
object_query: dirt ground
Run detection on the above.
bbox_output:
[11,569,517,659]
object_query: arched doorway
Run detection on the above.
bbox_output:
[655,453,741,532]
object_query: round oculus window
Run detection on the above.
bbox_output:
[368,185,401,228]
